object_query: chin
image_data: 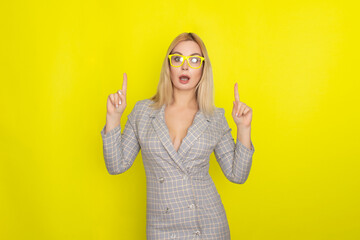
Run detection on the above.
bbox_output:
[174,86,197,92]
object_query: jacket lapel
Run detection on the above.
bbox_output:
[177,111,210,158]
[149,103,211,174]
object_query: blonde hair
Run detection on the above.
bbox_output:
[149,32,215,116]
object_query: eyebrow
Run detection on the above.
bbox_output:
[171,51,202,56]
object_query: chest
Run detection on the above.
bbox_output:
[164,108,197,152]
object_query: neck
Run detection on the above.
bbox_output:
[171,87,198,109]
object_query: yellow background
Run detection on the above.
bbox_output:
[1,0,359,239]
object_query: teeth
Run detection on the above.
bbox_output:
[180,77,189,80]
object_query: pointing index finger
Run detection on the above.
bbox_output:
[234,82,240,102]
[122,72,127,94]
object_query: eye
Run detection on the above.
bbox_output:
[174,56,183,62]
[190,57,201,63]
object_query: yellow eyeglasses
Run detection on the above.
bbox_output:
[168,54,205,69]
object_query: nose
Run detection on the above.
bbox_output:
[181,58,189,70]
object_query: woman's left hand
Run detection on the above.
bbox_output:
[232,82,252,128]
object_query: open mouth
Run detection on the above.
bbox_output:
[179,74,190,83]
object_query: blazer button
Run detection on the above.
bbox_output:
[165,207,170,213]
[182,175,188,180]
[158,177,164,183]
[189,203,195,209]
[170,233,176,238]
[194,230,200,236]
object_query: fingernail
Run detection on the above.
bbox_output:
[118,90,122,95]
[116,104,118,108]
[119,100,121,105]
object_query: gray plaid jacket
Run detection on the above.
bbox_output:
[100,99,255,240]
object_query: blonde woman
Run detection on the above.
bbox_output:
[100,32,255,239]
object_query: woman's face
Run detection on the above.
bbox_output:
[169,40,204,93]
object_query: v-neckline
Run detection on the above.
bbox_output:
[161,104,200,153]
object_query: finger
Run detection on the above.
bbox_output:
[122,73,127,95]
[232,101,237,116]
[243,107,251,115]
[234,83,240,102]
[121,92,126,105]
[117,90,123,105]
[109,94,116,107]
[239,103,246,116]
[114,92,119,108]
[119,89,127,103]
[236,102,241,117]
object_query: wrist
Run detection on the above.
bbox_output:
[236,124,251,131]
[106,113,121,124]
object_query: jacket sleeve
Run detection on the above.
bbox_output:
[100,103,141,175]
[213,108,255,184]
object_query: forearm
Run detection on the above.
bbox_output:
[236,125,252,150]
[100,115,140,175]
[105,113,122,134]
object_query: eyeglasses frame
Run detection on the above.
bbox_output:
[168,54,205,69]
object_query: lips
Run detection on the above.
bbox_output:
[179,74,190,80]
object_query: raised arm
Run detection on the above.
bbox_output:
[213,109,255,184]
[214,83,255,184]
[100,73,141,175]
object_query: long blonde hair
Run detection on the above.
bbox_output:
[149,32,215,116]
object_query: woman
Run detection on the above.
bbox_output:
[100,32,255,240]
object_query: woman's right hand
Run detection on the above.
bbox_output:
[106,73,127,118]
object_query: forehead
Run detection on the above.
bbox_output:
[172,40,202,55]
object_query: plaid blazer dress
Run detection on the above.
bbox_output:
[100,99,255,240]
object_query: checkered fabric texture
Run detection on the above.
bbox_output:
[100,99,255,240]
